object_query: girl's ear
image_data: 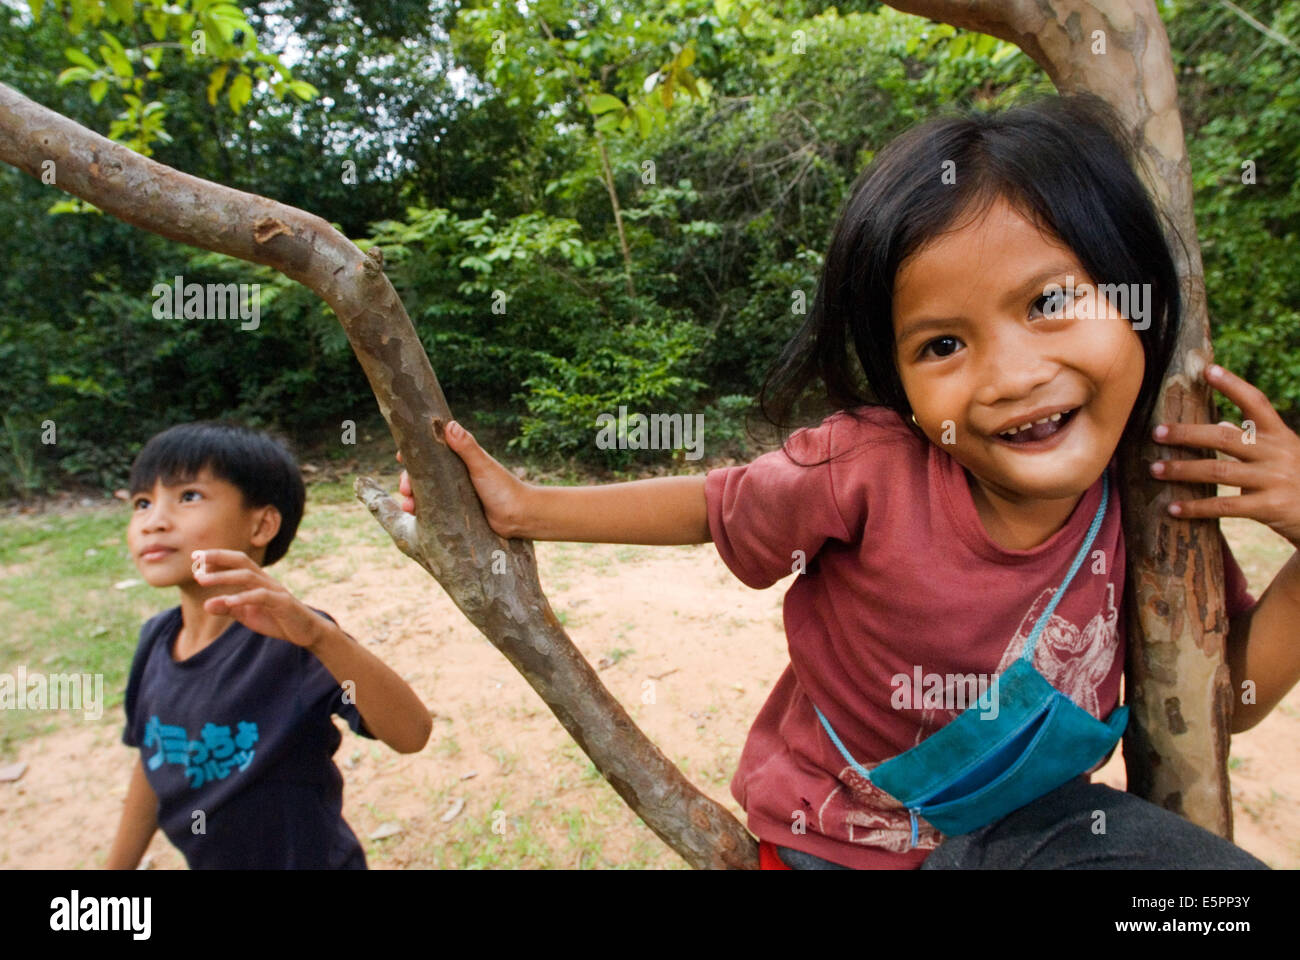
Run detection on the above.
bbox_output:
[249,505,282,551]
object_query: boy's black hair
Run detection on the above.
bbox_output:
[129,422,306,566]
[758,92,1182,458]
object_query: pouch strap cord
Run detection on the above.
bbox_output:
[811,467,1110,789]
[1019,468,1109,663]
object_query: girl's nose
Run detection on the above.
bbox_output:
[974,329,1059,406]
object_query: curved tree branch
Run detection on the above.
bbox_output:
[884,0,1234,835]
[0,80,757,869]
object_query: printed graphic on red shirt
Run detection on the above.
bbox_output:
[992,580,1120,718]
[819,761,944,852]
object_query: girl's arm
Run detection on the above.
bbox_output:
[1223,553,1300,732]
[398,420,711,545]
[104,757,158,869]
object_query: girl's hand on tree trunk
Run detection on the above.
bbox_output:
[1148,363,1300,549]
[396,420,531,539]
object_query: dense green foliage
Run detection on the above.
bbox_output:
[1,0,1297,491]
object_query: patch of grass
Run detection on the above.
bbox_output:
[307,480,360,506]
[0,507,160,759]
[436,795,558,869]
[491,748,519,776]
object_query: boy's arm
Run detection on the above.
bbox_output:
[104,758,158,869]
[302,617,433,753]
[1225,548,1300,733]
[399,421,712,545]
[193,550,433,754]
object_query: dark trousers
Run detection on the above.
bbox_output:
[777,777,1270,870]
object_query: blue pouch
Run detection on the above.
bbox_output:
[813,470,1127,846]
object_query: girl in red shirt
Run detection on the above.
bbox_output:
[399,94,1292,869]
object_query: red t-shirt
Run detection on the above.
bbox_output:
[705,405,1258,870]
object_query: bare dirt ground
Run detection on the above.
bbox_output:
[2,495,1296,869]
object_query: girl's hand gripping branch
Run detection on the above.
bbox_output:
[1149,362,1300,731]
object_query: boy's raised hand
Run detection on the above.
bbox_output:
[1150,363,1300,549]
[192,549,332,647]
[396,420,528,538]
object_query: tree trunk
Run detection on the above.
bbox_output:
[882,0,1233,836]
[0,80,757,869]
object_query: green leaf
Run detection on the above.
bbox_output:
[228,72,252,114]
[56,66,93,86]
[28,0,42,23]
[90,80,109,104]
[632,102,653,138]
[146,9,166,41]
[48,199,89,215]
[64,48,98,70]
[206,64,229,106]
[587,93,624,115]
[288,80,319,100]
[991,43,1019,64]
[715,0,732,18]
[98,43,132,79]
[108,0,134,23]
[676,68,701,100]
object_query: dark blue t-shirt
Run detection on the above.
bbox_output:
[122,606,375,869]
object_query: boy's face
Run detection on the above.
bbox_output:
[126,468,280,588]
[892,194,1146,506]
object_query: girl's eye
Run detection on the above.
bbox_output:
[133,497,150,510]
[180,489,202,502]
[1031,288,1076,319]
[922,335,962,359]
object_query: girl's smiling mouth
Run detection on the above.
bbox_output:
[993,406,1080,449]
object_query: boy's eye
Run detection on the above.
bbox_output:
[922,335,962,359]
[180,489,203,502]
[133,497,150,510]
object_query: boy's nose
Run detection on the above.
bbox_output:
[139,504,172,532]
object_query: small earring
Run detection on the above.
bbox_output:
[910,413,919,426]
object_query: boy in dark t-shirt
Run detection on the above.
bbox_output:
[105,422,432,869]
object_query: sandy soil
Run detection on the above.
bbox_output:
[1,501,1296,869]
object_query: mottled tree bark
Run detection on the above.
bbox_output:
[0,80,758,869]
[882,0,1233,836]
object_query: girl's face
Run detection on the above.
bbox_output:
[892,194,1145,506]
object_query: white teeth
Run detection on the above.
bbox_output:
[999,409,1071,438]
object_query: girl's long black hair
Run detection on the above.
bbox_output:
[757,93,1183,458]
